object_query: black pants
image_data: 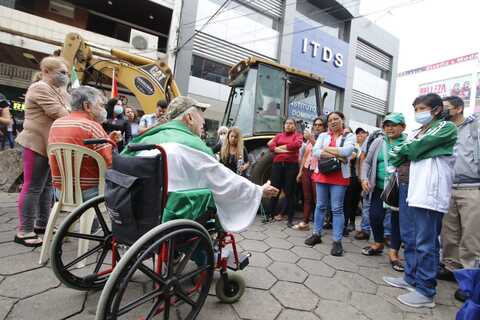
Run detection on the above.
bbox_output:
[268,162,298,223]
[369,187,401,250]
[344,177,362,227]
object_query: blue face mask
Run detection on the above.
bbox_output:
[415,111,433,125]
[113,105,124,115]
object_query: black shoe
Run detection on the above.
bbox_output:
[287,222,293,228]
[347,223,355,232]
[304,234,322,246]
[454,288,469,302]
[331,241,344,256]
[437,266,456,282]
[324,222,332,230]
[342,228,350,237]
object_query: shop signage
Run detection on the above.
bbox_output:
[291,19,349,89]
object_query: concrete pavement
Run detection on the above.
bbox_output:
[0,192,461,319]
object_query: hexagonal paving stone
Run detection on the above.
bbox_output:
[284,227,310,237]
[305,275,349,302]
[312,243,334,255]
[240,266,276,290]
[0,297,16,319]
[7,287,85,320]
[333,271,377,294]
[264,237,293,249]
[240,231,267,241]
[240,239,269,252]
[297,258,335,277]
[264,229,289,239]
[232,288,281,320]
[315,300,368,320]
[277,309,319,320]
[0,267,59,298]
[350,292,403,320]
[247,252,273,268]
[0,252,43,275]
[291,246,324,260]
[286,236,309,247]
[344,252,385,268]
[0,230,15,244]
[271,281,318,310]
[266,248,299,263]
[432,305,460,320]
[376,286,432,315]
[197,298,239,320]
[268,262,308,283]
[357,265,400,285]
[322,255,359,272]
[0,242,32,258]
[244,224,266,232]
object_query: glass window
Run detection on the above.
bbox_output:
[191,55,230,85]
[356,58,388,80]
[295,1,341,39]
[235,68,258,135]
[287,77,319,124]
[321,85,338,115]
[253,64,285,133]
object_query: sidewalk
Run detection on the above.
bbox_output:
[0,192,460,319]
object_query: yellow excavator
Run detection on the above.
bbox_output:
[61,32,180,113]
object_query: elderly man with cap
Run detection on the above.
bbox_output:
[123,96,278,232]
[360,112,406,272]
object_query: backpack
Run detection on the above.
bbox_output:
[365,130,384,155]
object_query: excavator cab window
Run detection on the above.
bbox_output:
[287,76,321,130]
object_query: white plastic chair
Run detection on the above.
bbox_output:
[38,143,107,265]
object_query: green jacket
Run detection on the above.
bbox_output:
[390,119,458,167]
[122,120,214,157]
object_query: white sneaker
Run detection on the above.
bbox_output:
[397,291,435,308]
[383,276,415,291]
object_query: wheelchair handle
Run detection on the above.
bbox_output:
[127,143,158,152]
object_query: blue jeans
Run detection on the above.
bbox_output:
[314,183,347,242]
[399,183,443,298]
[384,210,391,237]
[360,197,371,232]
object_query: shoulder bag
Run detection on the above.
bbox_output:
[380,140,399,210]
[317,134,345,174]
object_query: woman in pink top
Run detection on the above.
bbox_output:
[293,117,326,230]
[266,118,303,227]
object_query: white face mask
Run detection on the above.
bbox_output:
[415,111,433,125]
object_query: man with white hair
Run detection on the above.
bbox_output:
[49,86,121,199]
[124,96,278,232]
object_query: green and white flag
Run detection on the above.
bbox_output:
[71,66,80,89]
[125,120,263,232]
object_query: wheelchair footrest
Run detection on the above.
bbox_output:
[227,252,250,271]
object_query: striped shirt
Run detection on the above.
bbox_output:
[48,111,112,190]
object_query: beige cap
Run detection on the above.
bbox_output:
[167,96,210,120]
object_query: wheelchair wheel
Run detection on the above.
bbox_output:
[96,219,214,320]
[215,273,246,304]
[51,195,119,291]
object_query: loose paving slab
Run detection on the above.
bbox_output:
[6,287,85,320]
[305,275,350,302]
[297,258,335,277]
[266,248,299,263]
[240,266,277,290]
[232,288,281,320]
[315,300,369,320]
[0,267,59,298]
[268,262,308,283]
[270,281,318,310]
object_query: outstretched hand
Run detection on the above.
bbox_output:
[262,180,279,198]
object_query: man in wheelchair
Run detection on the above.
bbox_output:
[122,96,278,233]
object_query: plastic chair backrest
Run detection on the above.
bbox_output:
[48,143,108,209]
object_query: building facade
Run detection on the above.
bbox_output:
[0,0,399,133]
[176,0,399,133]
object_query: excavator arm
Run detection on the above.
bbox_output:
[61,33,180,114]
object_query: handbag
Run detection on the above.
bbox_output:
[380,140,399,210]
[317,134,345,174]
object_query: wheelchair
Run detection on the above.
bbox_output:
[50,142,249,319]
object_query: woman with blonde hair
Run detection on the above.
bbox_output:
[15,56,70,247]
[219,127,249,176]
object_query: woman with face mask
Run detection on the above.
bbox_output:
[383,93,458,308]
[102,98,131,151]
[14,56,70,247]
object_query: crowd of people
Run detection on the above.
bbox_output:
[5,54,479,311]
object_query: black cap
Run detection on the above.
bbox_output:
[355,127,367,135]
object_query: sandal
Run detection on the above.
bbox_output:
[292,222,310,231]
[274,214,284,221]
[14,234,43,247]
[361,246,383,256]
[390,259,404,272]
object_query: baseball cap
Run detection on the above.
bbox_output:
[383,112,405,125]
[166,96,210,120]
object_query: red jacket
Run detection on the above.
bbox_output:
[269,131,303,163]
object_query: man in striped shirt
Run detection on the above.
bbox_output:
[49,86,120,199]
